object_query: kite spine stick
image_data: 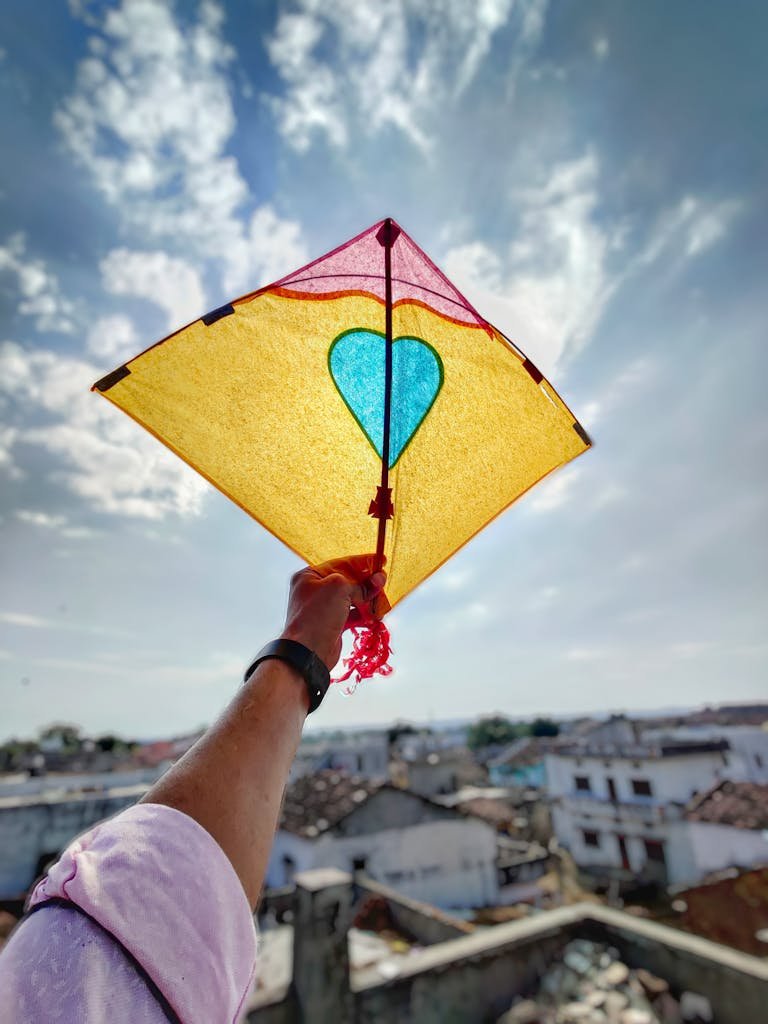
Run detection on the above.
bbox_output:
[377,219,395,571]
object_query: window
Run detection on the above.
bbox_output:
[582,829,600,848]
[352,856,368,873]
[282,855,296,884]
[644,839,666,865]
[631,778,653,797]
[755,754,764,769]
[574,775,591,792]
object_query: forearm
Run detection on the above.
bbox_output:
[141,660,308,908]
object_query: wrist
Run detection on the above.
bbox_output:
[280,626,336,670]
[244,658,311,715]
[244,639,331,714]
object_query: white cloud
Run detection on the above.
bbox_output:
[15,509,97,539]
[0,611,51,628]
[527,584,560,610]
[443,158,742,379]
[565,646,610,662]
[0,341,207,519]
[443,243,502,290]
[0,425,20,477]
[222,206,308,295]
[591,483,627,509]
[0,234,76,333]
[684,200,742,257]
[266,14,347,153]
[16,509,66,529]
[434,568,473,593]
[55,0,236,210]
[669,641,713,659]
[593,36,609,60]
[58,0,307,295]
[100,249,206,330]
[444,152,616,375]
[86,313,139,362]
[639,196,743,269]
[578,356,659,432]
[528,465,582,512]
[0,610,132,638]
[265,0,538,152]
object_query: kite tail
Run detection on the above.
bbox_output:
[333,614,393,694]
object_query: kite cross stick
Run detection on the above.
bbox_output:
[91,217,591,690]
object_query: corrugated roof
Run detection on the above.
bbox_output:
[279,771,381,838]
[685,780,768,829]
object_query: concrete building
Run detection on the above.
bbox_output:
[643,724,768,783]
[0,780,148,899]
[397,748,486,798]
[545,717,736,887]
[547,717,768,889]
[289,731,389,782]
[265,771,546,909]
[487,737,549,788]
[678,780,768,881]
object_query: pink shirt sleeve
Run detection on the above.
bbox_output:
[0,803,258,1024]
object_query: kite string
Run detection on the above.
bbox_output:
[333,609,393,694]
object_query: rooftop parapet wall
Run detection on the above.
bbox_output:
[248,874,768,1024]
[356,875,473,946]
[551,739,730,759]
[353,904,768,1024]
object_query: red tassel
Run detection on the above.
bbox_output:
[333,615,393,693]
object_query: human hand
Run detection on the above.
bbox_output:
[280,554,388,670]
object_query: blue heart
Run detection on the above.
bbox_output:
[329,329,443,468]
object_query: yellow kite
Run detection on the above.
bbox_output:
[93,219,590,674]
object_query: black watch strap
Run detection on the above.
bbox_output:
[243,639,330,713]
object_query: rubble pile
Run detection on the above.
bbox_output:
[499,939,713,1024]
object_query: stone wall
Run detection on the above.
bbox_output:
[356,876,473,945]
[247,872,768,1024]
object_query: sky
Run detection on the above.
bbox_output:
[0,0,766,742]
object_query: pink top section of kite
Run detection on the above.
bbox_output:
[272,218,488,327]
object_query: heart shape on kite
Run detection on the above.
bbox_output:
[329,328,444,469]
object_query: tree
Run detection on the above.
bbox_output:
[95,734,133,753]
[467,715,524,750]
[530,717,560,737]
[38,723,82,752]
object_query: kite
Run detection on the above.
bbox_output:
[92,218,590,684]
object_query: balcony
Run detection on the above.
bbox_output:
[556,793,683,824]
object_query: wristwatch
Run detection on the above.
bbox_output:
[243,639,330,713]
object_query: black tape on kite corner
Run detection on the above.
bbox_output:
[201,303,235,326]
[522,358,544,385]
[92,365,131,393]
[573,421,592,446]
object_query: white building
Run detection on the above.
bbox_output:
[676,780,768,882]
[290,731,389,782]
[643,725,768,784]
[546,716,737,886]
[266,771,545,908]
